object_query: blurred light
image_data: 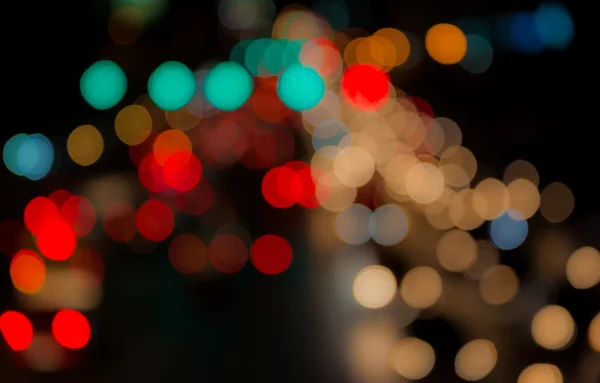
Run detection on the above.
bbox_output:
[534,2,574,51]
[335,204,372,245]
[456,17,494,42]
[24,196,60,235]
[390,338,435,379]
[509,12,544,54]
[518,364,563,383]
[36,219,77,261]
[163,151,203,192]
[115,105,153,145]
[10,250,46,294]
[204,61,253,111]
[472,178,509,221]
[136,199,174,242]
[425,23,467,64]
[507,179,540,219]
[479,265,519,305]
[169,234,207,274]
[16,134,54,180]
[460,34,493,74]
[0,311,33,351]
[400,266,442,309]
[60,196,96,236]
[406,162,445,204]
[353,265,397,309]
[311,120,350,154]
[436,229,478,272]
[566,246,600,289]
[373,28,411,67]
[503,159,540,187]
[108,6,144,45]
[209,233,248,273]
[51,310,91,349]
[80,60,127,110]
[341,64,390,110]
[531,305,575,350]
[589,313,600,352]
[277,63,325,111]
[251,234,293,275]
[103,201,137,243]
[153,129,192,165]
[110,0,167,25]
[350,319,397,382]
[22,333,66,372]
[455,339,497,381]
[48,189,73,210]
[466,240,499,280]
[489,210,528,250]
[3,133,28,176]
[67,125,104,167]
[313,0,349,30]
[218,0,275,31]
[540,182,574,223]
[369,204,409,246]
[333,145,375,188]
[148,61,196,111]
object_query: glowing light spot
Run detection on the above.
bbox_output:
[489,210,528,250]
[251,234,293,275]
[16,134,54,180]
[209,233,248,273]
[51,310,91,349]
[136,199,174,242]
[341,64,390,110]
[24,196,60,235]
[369,204,409,246]
[10,250,46,294]
[425,23,467,64]
[535,2,574,51]
[390,338,435,379]
[115,105,153,146]
[67,125,104,167]
[335,204,372,245]
[531,305,575,350]
[566,246,600,289]
[59,196,96,237]
[277,63,326,111]
[353,265,397,309]
[36,219,77,261]
[460,34,493,74]
[204,61,253,111]
[169,234,207,274]
[153,129,192,165]
[400,266,443,309]
[163,151,203,192]
[80,60,127,110]
[148,61,196,111]
[0,311,33,351]
[455,339,497,381]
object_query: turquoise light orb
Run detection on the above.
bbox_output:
[277,64,325,111]
[204,61,253,111]
[80,60,127,110]
[148,61,196,111]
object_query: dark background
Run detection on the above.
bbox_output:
[1,0,594,382]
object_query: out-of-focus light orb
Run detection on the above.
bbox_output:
[489,210,528,250]
[425,23,467,64]
[518,364,563,383]
[534,2,574,50]
[16,134,54,180]
[405,162,445,204]
[148,61,196,111]
[400,266,443,309]
[566,246,600,289]
[341,64,390,110]
[67,125,104,167]
[3,133,28,176]
[437,229,478,272]
[369,204,409,246]
[115,105,153,145]
[390,337,436,379]
[80,60,127,110]
[589,313,600,352]
[204,61,253,111]
[335,204,372,245]
[0,311,33,351]
[353,265,397,309]
[540,182,574,223]
[455,339,497,381]
[460,34,493,74]
[110,0,168,24]
[509,12,544,54]
[531,305,575,350]
[479,265,519,305]
[277,63,325,111]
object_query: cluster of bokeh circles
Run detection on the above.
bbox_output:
[2,1,595,381]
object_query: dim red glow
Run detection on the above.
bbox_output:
[52,310,91,349]
[174,178,215,216]
[103,201,137,243]
[136,199,175,242]
[0,311,33,351]
[60,196,96,236]
[341,64,390,110]
[251,234,293,275]
[24,196,60,235]
[406,96,434,117]
[70,248,105,287]
[209,233,248,273]
[169,233,207,274]
[36,219,77,261]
